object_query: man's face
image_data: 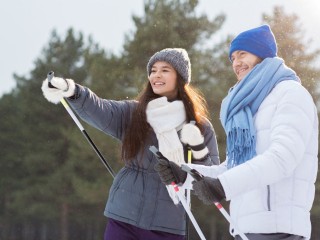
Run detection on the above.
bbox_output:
[230,50,262,82]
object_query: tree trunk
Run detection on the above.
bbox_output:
[60,202,69,240]
[40,222,48,240]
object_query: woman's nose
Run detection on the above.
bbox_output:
[154,71,161,77]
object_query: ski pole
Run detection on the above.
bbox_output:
[149,146,206,240]
[186,147,192,205]
[47,71,116,178]
[171,182,206,240]
[181,165,249,240]
[186,120,195,240]
[185,120,196,205]
[185,147,192,240]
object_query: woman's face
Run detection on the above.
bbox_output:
[148,61,178,100]
[231,50,262,82]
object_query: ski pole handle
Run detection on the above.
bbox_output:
[47,71,56,88]
[181,164,204,181]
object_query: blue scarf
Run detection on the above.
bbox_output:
[220,57,300,169]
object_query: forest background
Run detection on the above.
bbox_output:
[1,0,320,239]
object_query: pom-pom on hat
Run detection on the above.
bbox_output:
[147,48,191,84]
[229,25,277,61]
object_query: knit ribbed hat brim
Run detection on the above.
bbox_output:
[147,48,191,83]
[229,25,277,61]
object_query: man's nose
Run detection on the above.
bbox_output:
[232,58,241,67]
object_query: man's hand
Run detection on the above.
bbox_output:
[192,177,226,205]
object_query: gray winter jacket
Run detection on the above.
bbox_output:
[67,85,220,235]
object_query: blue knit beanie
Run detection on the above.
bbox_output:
[229,25,277,61]
[147,48,191,84]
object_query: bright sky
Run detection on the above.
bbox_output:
[1,0,319,97]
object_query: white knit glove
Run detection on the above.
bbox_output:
[180,123,209,159]
[41,77,76,104]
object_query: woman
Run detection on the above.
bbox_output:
[41,48,220,240]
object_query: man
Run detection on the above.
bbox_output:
[155,25,319,239]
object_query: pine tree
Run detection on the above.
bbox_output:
[0,29,112,239]
[263,6,320,101]
[2,2,320,240]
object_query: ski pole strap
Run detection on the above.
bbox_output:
[188,143,206,151]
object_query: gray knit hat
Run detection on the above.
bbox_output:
[147,48,191,84]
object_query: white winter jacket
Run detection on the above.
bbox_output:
[183,80,318,239]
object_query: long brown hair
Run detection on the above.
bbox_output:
[121,75,210,161]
